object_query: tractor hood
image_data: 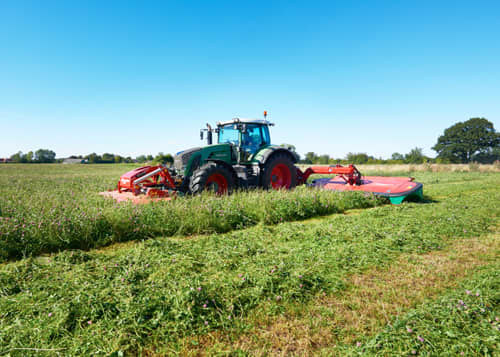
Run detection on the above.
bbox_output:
[173,144,233,175]
[173,147,201,172]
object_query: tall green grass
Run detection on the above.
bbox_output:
[0,164,384,261]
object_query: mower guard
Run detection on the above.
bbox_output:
[311,175,423,204]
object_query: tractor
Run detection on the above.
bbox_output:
[108,114,304,201]
[176,116,298,194]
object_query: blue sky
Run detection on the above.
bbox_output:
[1,0,499,159]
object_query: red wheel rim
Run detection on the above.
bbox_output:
[270,164,291,189]
[206,173,228,194]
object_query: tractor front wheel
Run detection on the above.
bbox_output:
[261,154,297,190]
[189,162,235,195]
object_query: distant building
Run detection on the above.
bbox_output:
[62,158,88,164]
[0,158,12,163]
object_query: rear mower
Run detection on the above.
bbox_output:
[100,113,423,204]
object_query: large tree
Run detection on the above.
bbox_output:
[34,149,56,163]
[432,118,499,163]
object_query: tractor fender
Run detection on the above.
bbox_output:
[255,147,298,166]
[204,159,239,184]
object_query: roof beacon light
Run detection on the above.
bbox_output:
[263,110,267,119]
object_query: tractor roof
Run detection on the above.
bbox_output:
[217,118,274,126]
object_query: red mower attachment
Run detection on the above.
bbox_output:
[100,165,177,204]
[297,164,362,186]
[297,164,424,204]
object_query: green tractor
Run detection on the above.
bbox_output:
[111,116,300,200]
[173,117,299,194]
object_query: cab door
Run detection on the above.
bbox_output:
[240,124,266,162]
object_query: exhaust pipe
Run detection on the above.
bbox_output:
[206,123,212,145]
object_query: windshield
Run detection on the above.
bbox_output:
[218,124,239,145]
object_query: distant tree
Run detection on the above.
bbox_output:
[25,151,34,163]
[154,152,174,165]
[85,153,101,164]
[432,118,500,163]
[318,154,330,165]
[114,155,123,163]
[19,153,29,163]
[10,151,23,163]
[34,149,56,163]
[146,155,154,161]
[391,152,404,161]
[136,155,147,163]
[303,152,318,164]
[100,153,114,163]
[346,152,372,164]
[404,147,426,164]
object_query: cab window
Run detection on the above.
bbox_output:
[242,124,265,154]
[261,125,270,145]
[218,124,239,145]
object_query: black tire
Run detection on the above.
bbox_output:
[261,153,297,190]
[189,162,235,195]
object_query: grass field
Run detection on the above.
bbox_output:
[0,164,499,356]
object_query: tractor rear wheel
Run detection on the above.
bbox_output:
[189,162,234,195]
[261,154,297,190]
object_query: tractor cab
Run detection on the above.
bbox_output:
[217,118,273,161]
[200,117,274,163]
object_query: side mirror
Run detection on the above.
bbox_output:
[200,130,204,140]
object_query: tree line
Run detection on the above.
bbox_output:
[5,151,174,165]
[8,149,57,163]
[298,147,433,165]
[4,117,499,165]
[72,152,174,164]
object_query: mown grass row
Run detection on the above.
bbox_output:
[0,174,498,355]
[337,262,500,356]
